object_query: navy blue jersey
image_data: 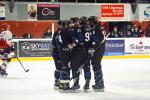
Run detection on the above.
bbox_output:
[82,25,92,48]
[69,27,84,46]
[57,29,73,50]
[90,24,105,49]
[52,30,61,58]
[80,23,105,49]
[52,31,59,49]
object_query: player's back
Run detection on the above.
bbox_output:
[59,28,73,49]
[82,25,92,49]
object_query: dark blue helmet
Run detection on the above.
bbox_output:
[70,18,76,23]
[80,16,87,26]
[74,17,79,22]
[64,20,70,25]
[87,16,96,23]
[61,20,70,28]
[80,16,87,22]
[70,17,79,23]
[87,16,99,27]
[57,20,63,26]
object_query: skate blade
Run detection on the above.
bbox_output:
[71,89,80,93]
[54,86,60,90]
[93,88,104,92]
[59,89,81,93]
[58,89,73,93]
[83,89,90,93]
[0,74,7,78]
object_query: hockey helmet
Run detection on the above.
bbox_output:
[57,20,63,26]
[80,16,87,26]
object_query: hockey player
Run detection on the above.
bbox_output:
[81,18,93,91]
[56,20,74,91]
[52,20,63,89]
[0,23,13,76]
[88,16,106,92]
[80,17,93,91]
[70,17,91,91]
[69,17,84,90]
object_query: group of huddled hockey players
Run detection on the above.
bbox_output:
[0,16,106,93]
[52,16,106,92]
[0,23,14,77]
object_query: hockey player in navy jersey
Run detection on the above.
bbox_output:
[52,20,63,89]
[70,17,91,91]
[56,20,74,91]
[88,16,106,92]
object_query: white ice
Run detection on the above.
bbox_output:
[0,58,150,100]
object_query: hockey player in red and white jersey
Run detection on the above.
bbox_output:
[0,23,13,76]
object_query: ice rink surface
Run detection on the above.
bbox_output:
[1,58,150,100]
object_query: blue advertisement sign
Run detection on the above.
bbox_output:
[105,40,125,56]
[144,6,150,18]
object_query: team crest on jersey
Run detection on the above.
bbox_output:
[77,29,81,32]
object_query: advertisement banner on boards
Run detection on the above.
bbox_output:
[105,40,125,56]
[139,4,150,21]
[125,38,150,55]
[18,40,52,57]
[0,3,5,20]
[37,4,60,20]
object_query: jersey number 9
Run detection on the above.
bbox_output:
[85,32,90,42]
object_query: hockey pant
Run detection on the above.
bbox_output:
[52,48,62,80]
[91,44,105,83]
[59,50,71,83]
[71,47,91,80]
[0,52,11,71]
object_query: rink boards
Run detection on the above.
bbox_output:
[3,38,148,61]
[8,55,150,62]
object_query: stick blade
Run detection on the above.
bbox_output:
[26,69,29,72]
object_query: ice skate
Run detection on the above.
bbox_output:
[54,80,60,90]
[92,80,104,92]
[70,78,80,93]
[0,68,8,77]
[59,83,72,93]
[83,79,90,92]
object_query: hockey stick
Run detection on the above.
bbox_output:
[101,32,110,44]
[16,57,29,73]
[92,32,110,53]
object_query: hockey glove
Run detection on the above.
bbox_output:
[88,48,94,58]
[67,43,76,51]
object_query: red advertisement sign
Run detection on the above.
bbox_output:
[101,5,124,17]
